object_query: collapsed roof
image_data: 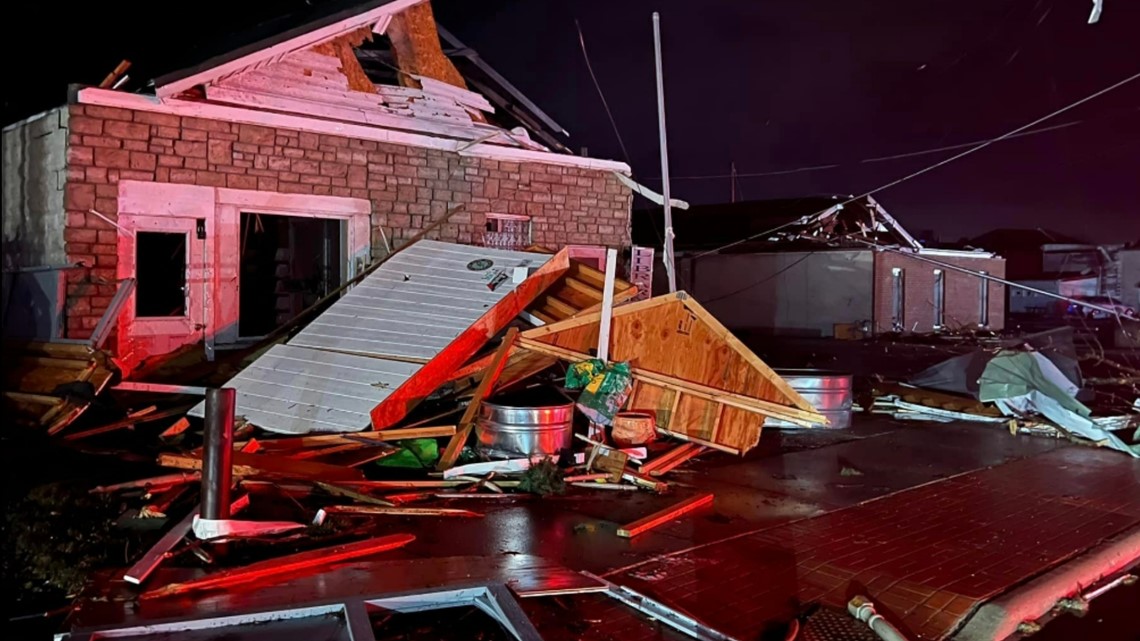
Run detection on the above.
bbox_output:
[632,194,923,253]
[95,0,575,158]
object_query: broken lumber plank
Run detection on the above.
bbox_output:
[258,425,456,452]
[124,509,196,585]
[616,493,715,538]
[61,404,196,441]
[639,443,702,476]
[315,481,395,507]
[90,472,201,494]
[143,533,415,598]
[437,327,519,471]
[648,446,707,477]
[157,451,364,482]
[314,505,481,524]
[159,418,191,439]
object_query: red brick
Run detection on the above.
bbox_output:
[96,230,117,244]
[94,147,131,168]
[129,152,157,171]
[196,172,226,187]
[233,142,259,154]
[208,139,233,164]
[69,116,104,135]
[291,159,320,175]
[283,148,305,158]
[119,170,155,181]
[170,168,197,183]
[226,174,258,190]
[278,182,313,194]
[68,146,94,166]
[83,135,123,149]
[300,174,331,185]
[298,132,319,149]
[94,197,118,214]
[181,128,208,141]
[96,184,118,198]
[267,156,291,171]
[134,111,181,128]
[65,228,98,244]
[93,242,116,256]
[347,165,367,188]
[182,117,231,133]
[157,155,183,168]
[122,140,148,151]
[238,124,275,145]
[84,105,133,121]
[185,158,208,170]
[257,176,279,191]
[153,125,180,139]
[174,140,207,157]
[65,183,96,210]
[104,120,150,141]
[67,211,88,227]
[156,167,170,182]
[320,161,348,177]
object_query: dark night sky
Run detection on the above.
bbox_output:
[5,0,1138,243]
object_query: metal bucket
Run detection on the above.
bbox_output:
[475,392,575,459]
[766,369,853,429]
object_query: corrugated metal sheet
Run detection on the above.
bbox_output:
[191,240,551,434]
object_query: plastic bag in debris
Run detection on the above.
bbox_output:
[566,359,633,425]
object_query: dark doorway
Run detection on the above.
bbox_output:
[136,231,187,317]
[238,213,343,338]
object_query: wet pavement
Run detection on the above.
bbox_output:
[62,415,1140,641]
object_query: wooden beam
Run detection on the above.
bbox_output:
[616,493,714,538]
[436,328,519,470]
[315,505,482,522]
[157,451,363,482]
[143,534,415,599]
[563,277,603,300]
[597,248,618,362]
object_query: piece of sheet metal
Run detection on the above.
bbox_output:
[189,241,549,434]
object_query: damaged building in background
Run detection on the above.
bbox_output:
[2,0,635,373]
[634,195,1007,338]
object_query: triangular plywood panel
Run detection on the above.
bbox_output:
[520,292,818,452]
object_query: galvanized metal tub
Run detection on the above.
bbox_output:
[475,392,575,459]
[765,369,853,429]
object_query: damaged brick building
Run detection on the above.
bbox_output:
[2,0,633,370]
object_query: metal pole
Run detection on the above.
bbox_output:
[653,12,677,293]
[201,387,235,521]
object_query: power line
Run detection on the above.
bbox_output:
[656,118,1092,181]
[691,69,1140,258]
[574,19,633,170]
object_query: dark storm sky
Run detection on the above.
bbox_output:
[5,0,1138,243]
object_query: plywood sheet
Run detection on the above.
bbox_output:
[521,292,817,452]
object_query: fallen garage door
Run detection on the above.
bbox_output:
[191,240,565,434]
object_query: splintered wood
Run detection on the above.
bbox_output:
[518,292,824,453]
[617,493,715,538]
[143,534,416,598]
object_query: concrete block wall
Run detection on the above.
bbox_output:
[873,252,1006,333]
[2,107,70,269]
[61,104,633,338]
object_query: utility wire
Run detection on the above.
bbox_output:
[575,19,633,170]
[691,70,1140,259]
[658,118,1092,181]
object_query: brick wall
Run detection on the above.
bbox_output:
[61,104,632,338]
[873,252,1006,333]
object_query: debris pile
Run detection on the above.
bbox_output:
[8,239,825,638]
